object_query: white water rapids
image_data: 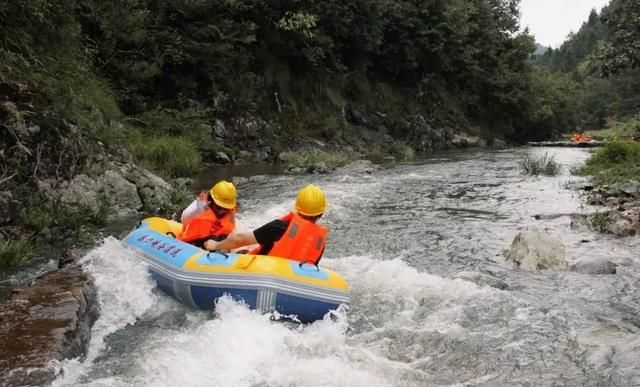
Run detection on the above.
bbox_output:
[51,148,639,387]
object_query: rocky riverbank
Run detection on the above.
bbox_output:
[204,108,488,167]
[571,181,640,237]
[0,264,98,386]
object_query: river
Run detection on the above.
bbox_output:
[51,147,639,387]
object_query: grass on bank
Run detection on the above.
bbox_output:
[520,152,560,176]
[0,240,38,268]
[0,196,111,268]
[133,136,202,178]
[367,141,417,162]
[19,197,109,233]
[585,115,640,140]
[574,142,640,185]
[389,141,416,161]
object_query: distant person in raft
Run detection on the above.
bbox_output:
[179,180,237,249]
[204,184,328,265]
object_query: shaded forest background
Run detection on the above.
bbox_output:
[0,0,638,178]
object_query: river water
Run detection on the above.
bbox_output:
[51,147,639,387]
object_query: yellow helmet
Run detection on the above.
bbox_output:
[209,180,237,209]
[295,184,327,216]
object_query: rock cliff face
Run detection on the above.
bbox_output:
[0,265,98,386]
[344,108,485,153]
[210,108,489,165]
[35,161,174,219]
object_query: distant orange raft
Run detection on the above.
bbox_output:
[571,133,593,143]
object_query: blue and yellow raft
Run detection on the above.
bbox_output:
[123,217,350,323]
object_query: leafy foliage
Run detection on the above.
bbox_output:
[5,0,634,163]
[70,0,550,141]
[535,2,640,132]
[597,0,640,76]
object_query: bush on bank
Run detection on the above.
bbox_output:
[576,142,640,185]
[0,196,111,268]
[586,115,640,140]
[520,152,561,176]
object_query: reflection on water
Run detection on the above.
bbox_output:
[52,147,639,386]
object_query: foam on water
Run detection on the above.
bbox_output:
[50,148,638,386]
[55,251,509,387]
[53,237,175,385]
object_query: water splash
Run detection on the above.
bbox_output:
[53,237,173,385]
[51,148,639,386]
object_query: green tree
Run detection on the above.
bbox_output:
[598,0,640,76]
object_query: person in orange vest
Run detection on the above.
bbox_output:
[204,184,328,265]
[179,180,237,248]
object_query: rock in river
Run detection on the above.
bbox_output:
[503,226,567,271]
[0,265,98,386]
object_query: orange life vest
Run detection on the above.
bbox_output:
[179,208,235,243]
[250,212,328,264]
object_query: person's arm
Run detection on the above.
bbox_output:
[181,192,208,223]
[204,231,257,251]
[206,219,287,252]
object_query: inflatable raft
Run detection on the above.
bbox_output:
[122,217,349,323]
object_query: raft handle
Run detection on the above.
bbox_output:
[166,232,176,238]
[298,261,320,271]
[207,251,229,260]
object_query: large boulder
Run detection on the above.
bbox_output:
[614,180,640,196]
[570,258,618,275]
[232,116,265,140]
[59,171,142,216]
[596,211,638,237]
[213,151,232,164]
[99,170,142,215]
[404,115,451,151]
[40,162,173,217]
[237,150,253,161]
[119,163,172,211]
[448,133,485,148]
[0,265,98,386]
[309,161,330,174]
[59,174,102,210]
[504,227,567,271]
